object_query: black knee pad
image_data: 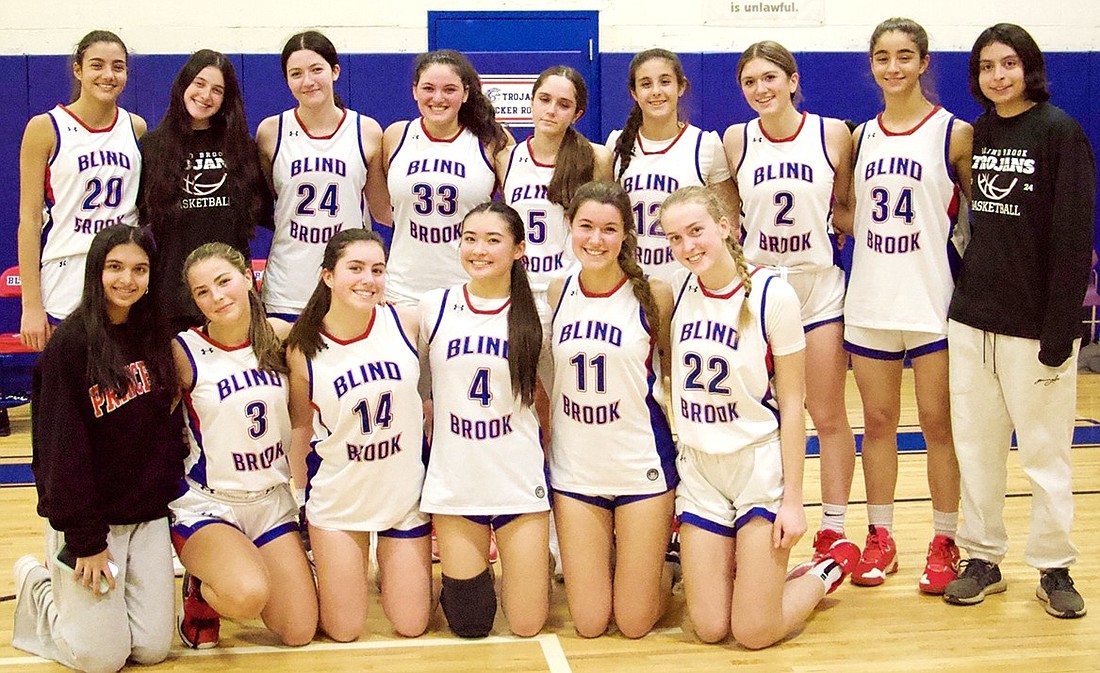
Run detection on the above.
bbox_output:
[440,569,496,638]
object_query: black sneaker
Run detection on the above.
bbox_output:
[944,559,1006,605]
[1037,568,1087,618]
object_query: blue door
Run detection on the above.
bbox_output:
[428,11,600,143]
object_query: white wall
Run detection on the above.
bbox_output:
[2,0,1097,55]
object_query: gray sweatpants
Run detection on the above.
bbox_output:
[12,518,174,673]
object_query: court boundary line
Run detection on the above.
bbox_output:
[0,633,573,669]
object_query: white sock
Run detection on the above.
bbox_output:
[932,509,958,538]
[866,504,894,533]
[820,503,847,534]
[812,558,843,591]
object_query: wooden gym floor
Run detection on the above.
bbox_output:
[0,370,1097,672]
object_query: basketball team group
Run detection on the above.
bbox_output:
[9,14,1094,673]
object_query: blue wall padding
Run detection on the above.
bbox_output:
[3,50,1097,331]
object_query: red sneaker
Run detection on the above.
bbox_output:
[811,528,844,563]
[822,539,861,594]
[178,572,220,649]
[851,525,898,586]
[919,535,960,595]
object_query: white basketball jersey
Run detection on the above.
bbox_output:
[846,107,961,333]
[41,105,140,313]
[502,139,579,294]
[419,285,548,515]
[670,267,804,455]
[608,125,730,284]
[736,112,837,271]
[386,120,496,304]
[305,305,425,531]
[549,274,675,494]
[176,328,292,492]
[264,109,368,315]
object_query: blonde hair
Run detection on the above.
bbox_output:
[659,186,753,327]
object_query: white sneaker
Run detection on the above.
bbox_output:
[14,555,47,603]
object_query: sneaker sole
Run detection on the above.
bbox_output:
[918,574,955,595]
[1036,586,1088,619]
[944,579,1007,605]
[851,560,899,586]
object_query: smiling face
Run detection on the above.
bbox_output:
[532,74,582,139]
[630,57,685,124]
[74,41,129,105]
[414,63,468,131]
[187,256,253,327]
[870,30,928,97]
[460,211,524,283]
[569,200,627,274]
[184,65,226,129]
[285,48,339,108]
[978,41,1030,116]
[323,240,387,314]
[662,200,734,283]
[102,242,149,323]
[739,57,798,116]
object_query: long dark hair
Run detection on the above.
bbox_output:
[614,49,689,179]
[70,30,128,103]
[75,225,174,395]
[281,30,345,109]
[184,243,287,373]
[968,23,1050,110]
[286,228,387,360]
[413,50,509,151]
[462,202,541,407]
[140,50,266,241]
[533,66,596,208]
[565,181,659,334]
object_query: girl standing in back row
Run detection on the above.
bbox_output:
[845,17,972,594]
[722,41,857,566]
[18,31,145,350]
[384,50,512,306]
[256,30,390,320]
[608,48,734,285]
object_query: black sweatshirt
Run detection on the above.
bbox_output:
[949,102,1096,366]
[31,319,184,557]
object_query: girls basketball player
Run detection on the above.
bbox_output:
[499,66,612,314]
[14,225,180,672]
[660,186,859,649]
[18,31,145,350]
[170,243,317,648]
[384,50,512,306]
[285,229,432,640]
[141,49,271,332]
[722,41,857,564]
[608,49,735,284]
[256,30,390,320]
[548,181,676,638]
[419,201,548,638]
[944,24,1092,618]
[844,18,972,594]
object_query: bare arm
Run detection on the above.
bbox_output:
[720,124,746,230]
[592,143,613,182]
[361,115,392,227]
[825,117,855,237]
[255,115,279,199]
[129,112,148,139]
[949,120,974,201]
[771,347,807,550]
[650,278,674,382]
[18,115,57,351]
[286,346,314,491]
